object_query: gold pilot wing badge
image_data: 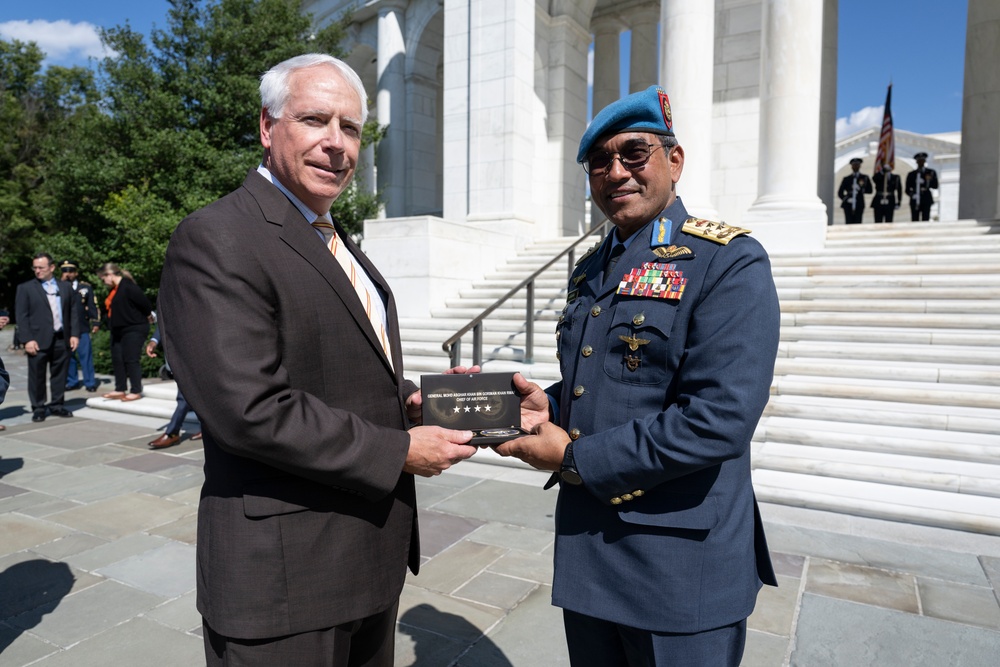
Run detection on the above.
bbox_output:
[619,334,651,352]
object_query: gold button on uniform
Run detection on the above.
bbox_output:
[556,352,561,360]
[633,489,645,497]
[582,345,593,357]
[621,493,634,502]
[610,496,622,505]
[591,306,602,317]
[633,313,645,326]
[573,385,585,397]
[569,428,581,440]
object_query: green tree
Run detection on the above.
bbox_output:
[0,40,97,295]
[2,0,381,312]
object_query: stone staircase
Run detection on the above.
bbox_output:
[88,219,1000,535]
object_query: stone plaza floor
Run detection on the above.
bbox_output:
[2,332,1000,665]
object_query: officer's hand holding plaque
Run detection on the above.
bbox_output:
[420,372,529,446]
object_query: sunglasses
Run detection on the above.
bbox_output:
[583,142,664,175]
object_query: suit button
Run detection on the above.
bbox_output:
[633,489,645,497]
[582,345,593,357]
[633,313,645,326]
[573,385,585,397]
[591,306,602,317]
[569,428,581,440]
[621,493,634,502]
[610,496,622,505]
[556,352,561,361]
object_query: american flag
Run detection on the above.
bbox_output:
[874,85,894,174]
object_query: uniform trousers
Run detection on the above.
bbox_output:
[26,330,70,411]
[910,199,932,221]
[66,332,97,389]
[110,323,148,394]
[203,601,398,667]
[563,609,747,667]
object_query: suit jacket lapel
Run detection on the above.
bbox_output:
[242,171,396,378]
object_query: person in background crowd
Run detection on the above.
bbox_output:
[0,309,9,431]
[98,263,152,402]
[872,163,902,223]
[15,253,80,422]
[145,322,201,448]
[60,260,101,392]
[838,157,873,224]
[905,152,939,221]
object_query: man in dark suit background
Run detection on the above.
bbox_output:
[872,163,902,223]
[498,86,779,665]
[905,151,939,221]
[159,54,475,666]
[14,253,80,422]
[838,157,873,224]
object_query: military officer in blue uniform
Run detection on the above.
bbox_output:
[501,85,780,665]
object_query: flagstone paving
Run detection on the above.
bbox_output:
[2,340,1000,665]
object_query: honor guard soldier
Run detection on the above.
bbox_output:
[872,163,902,223]
[905,152,938,221]
[60,260,101,392]
[837,157,873,224]
[499,85,780,666]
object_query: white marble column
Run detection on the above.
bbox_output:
[591,16,624,114]
[959,0,1000,221]
[376,0,408,218]
[817,0,839,226]
[743,0,827,253]
[628,6,659,93]
[661,0,718,220]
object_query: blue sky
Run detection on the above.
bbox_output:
[0,0,968,137]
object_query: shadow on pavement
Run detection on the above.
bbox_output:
[0,559,75,653]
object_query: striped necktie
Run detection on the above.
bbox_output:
[311,219,393,370]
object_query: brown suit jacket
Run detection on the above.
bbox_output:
[159,170,418,640]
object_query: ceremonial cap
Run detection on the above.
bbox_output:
[578,85,674,163]
[913,151,928,159]
[849,158,863,165]
[60,260,78,271]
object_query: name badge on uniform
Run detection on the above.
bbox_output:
[617,262,686,300]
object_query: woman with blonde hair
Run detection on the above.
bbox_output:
[99,263,152,401]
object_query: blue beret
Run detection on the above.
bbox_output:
[577,85,674,163]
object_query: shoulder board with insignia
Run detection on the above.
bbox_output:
[681,218,751,245]
[575,242,601,266]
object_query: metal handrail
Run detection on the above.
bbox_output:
[442,218,610,367]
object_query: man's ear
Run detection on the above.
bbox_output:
[260,108,273,150]
[669,144,685,184]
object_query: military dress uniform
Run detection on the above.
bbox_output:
[872,170,902,223]
[546,197,779,641]
[62,261,101,391]
[837,166,873,224]
[905,158,939,221]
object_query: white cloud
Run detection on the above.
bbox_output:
[835,105,884,140]
[0,20,110,63]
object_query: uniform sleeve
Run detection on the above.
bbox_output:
[573,239,780,501]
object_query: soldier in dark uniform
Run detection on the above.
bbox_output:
[499,86,780,666]
[872,163,902,223]
[837,157,873,224]
[905,152,938,221]
[60,260,101,392]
